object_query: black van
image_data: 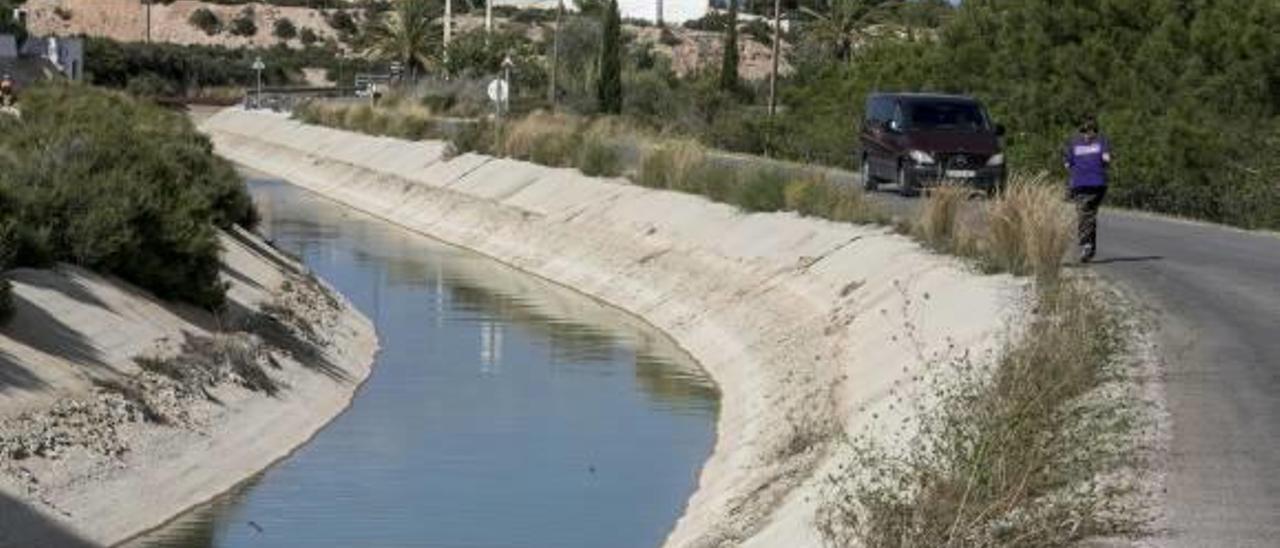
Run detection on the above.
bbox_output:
[859,93,1006,195]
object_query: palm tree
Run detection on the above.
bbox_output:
[800,0,900,63]
[366,0,440,82]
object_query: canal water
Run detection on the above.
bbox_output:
[127,180,719,548]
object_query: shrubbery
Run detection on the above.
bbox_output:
[229,7,258,37]
[188,8,222,36]
[0,84,257,309]
[775,1,1280,229]
[85,37,380,97]
[273,17,298,41]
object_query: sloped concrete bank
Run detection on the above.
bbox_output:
[202,109,1023,547]
[0,228,378,547]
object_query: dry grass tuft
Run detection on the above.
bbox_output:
[500,111,584,167]
[984,173,1074,281]
[638,139,708,192]
[295,99,438,141]
[820,279,1141,547]
[914,185,972,251]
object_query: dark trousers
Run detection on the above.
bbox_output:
[1070,186,1107,249]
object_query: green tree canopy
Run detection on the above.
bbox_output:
[596,0,623,114]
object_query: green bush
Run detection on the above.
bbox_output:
[576,141,622,177]
[0,84,257,309]
[299,26,319,46]
[0,278,11,323]
[273,17,298,40]
[189,8,223,36]
[731,169,787,212]
[229,8,258,37]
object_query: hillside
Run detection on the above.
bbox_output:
[22,0,348,48]
[21,0,788,81]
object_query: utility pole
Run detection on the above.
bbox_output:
[485,0,493,38]
[145,0,152,43]
[550,0,563,106]
[444,0,452,74]
[768,0,781,117]
[657,0,663,27]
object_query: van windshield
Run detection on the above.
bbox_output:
[904,101,990,131]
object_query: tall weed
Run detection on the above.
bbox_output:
[985,174,1074,281]
[820,280,1139,547]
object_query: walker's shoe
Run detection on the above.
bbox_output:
[1080,244,1095,263]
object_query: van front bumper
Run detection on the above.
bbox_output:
[903,164,1006,192]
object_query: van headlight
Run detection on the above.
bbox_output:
[908,150,936,164]
[986,153,1005,166]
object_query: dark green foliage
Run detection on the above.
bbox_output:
[574,0,606,17]
[325,10,359,37]
[273,17,298,40]
[774,0,1280,229]
[188,7,223,36]
[720,1,739,92]
[731,169,787,212]
[0,278,11,323]
[0,84,257,309]
[683,10,733,31]
[596,0,623,114]
[85,37,378,97]
[444,30,547,93]
[0,0,28,44]
[299,26,320,46]
[741,18,772,46]
[229,8,258,37]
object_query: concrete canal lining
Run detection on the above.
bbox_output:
[201,109,1023,547]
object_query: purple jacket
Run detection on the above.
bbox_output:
[1064,134,1111,188]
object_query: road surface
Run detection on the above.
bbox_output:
[1096,211,1280,547]
[869,186,1280,546]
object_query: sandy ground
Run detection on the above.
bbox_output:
[202,109,1024,547]
[0,227,378,547]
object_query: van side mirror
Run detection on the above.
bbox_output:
[995,123,1007,136]
[882,119,900,133]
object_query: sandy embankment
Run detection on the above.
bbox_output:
[0,227,378,547]
[201,109,1024,546]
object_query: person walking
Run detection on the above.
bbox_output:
[1064,116,1111,263]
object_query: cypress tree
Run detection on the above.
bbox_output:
[597,0,623,114]
[720,0,740,92]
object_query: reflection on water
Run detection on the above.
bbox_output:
[127,180,718,548]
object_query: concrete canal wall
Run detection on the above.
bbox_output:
[201,109,1022,547]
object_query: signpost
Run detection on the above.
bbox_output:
[487,78,509,116]
[251,56,265,109]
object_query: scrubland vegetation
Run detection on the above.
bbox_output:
[0,84,257,310]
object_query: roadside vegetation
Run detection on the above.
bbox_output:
[819,275,1142,546]
[0,83,257,310]
[284,0,1279,230]
[85,37,382,101]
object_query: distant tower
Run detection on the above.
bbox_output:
[657,0,664,26]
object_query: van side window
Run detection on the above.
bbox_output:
[892,102,906,128]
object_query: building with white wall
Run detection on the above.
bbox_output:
[494,0,710,24]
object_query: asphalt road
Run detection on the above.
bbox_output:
[869,187,1280,546]
[1096,211,1280,547]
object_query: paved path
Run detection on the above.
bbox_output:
[1094,212,1280,547]
[869,185,1280,546]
